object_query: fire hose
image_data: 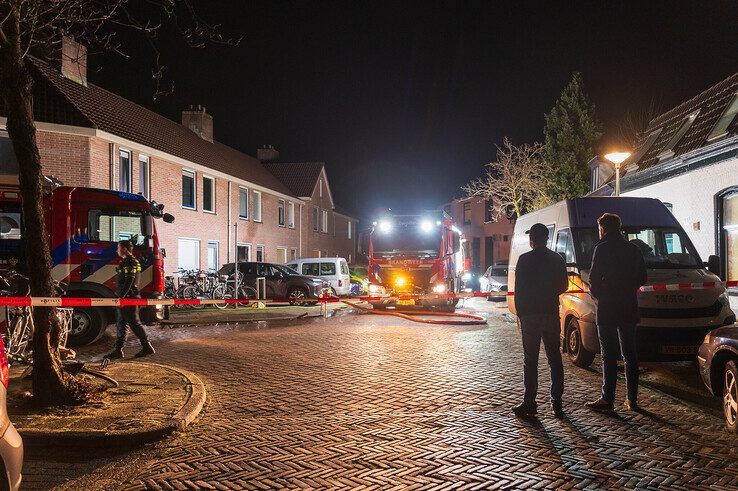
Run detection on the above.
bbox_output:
[339,299,488,325]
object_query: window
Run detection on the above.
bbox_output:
[663,202,674,213]
[202,176,215,213]
[256,244,265,262]
[287,202,295,228]
[0,204,22,241]
[119,149,131,192]
[348,221,352,239]
[590,166,600,192]
[313,207,319,231]
[319,179,323,197]
[719,188,738,286]
[276,247,287,264]
[320,262,336,275]
[708,92,738,141]
[86,209,149,246]
[555,229,575,264]
[182,170,196,209]
[290,248,298,261]
[546,225,555,250]
[321,210,328,233]
[0,132,19,174]
[484,199,495,223]
[253,191,262,222]
[302,263,320,276]
[239,187,248,219]
[627,129,663,172]
[278,199,285,226]
[237,243,251,262]
[340,260,349,275]
[178,238,200,270]
[138,156,149,199]
[207,241,219,271]
[657,110,700,161]
[463,202,471,224]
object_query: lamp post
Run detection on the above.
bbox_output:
[604,151,631,197]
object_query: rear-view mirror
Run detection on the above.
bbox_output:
[163,213,175,223]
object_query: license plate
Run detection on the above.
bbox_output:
[398,299,414,306]
[659,345,698,355]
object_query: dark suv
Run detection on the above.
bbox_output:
[218,262,328,304]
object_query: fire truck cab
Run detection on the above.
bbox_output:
[0,176,174,346]
[361,211,464,311]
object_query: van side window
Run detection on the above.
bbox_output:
[302,263,320,276]
[546,225,556,250]
[340,261,349,275]
[555,229,575,264]
[320,262,336,275]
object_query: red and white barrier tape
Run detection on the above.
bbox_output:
[0,280,734,307]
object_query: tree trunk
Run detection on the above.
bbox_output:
[0,6,84,405]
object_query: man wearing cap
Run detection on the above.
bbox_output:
[512,223,569,418]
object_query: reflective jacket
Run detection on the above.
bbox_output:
[116,255,141,298]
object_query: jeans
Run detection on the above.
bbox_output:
[520,314,564,406]
[598,324,638,404]
[114,306,149,349]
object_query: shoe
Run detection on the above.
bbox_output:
[623,399,639,411]
[551,403,564,419]
[512,402,537,418]
[134,342,155,358]
[585,398,614,412]
[103,347,124,360]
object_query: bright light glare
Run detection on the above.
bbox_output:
[432,284,447,293]
[394,276,407,287]
[368,283,383,293]
[378,220,392,233]
[604,152,631,165]
[462,273,472,281]
[420,220,433,232]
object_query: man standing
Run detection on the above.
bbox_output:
[513,223,569,418]
[104,240,155,359]
[586,213,647,412]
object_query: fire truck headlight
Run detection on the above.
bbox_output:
[378,220,392,233]
[432,284,447,293]
[394,276,407,288]
[420,220,433,232]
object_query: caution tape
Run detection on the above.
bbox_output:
[0,280,733,308]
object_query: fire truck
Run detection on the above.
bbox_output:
[0,176,174,346]
[362,211,464,311]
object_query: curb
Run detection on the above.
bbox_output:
[18,363,207,450]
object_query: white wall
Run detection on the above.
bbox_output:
[622,158,738,260]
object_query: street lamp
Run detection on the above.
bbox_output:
[604,151,631,197]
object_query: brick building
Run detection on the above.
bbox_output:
[443,197,514,274]
[0,40,356,272]
[590,71,738,291]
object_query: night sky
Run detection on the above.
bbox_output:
[94,1,738,219]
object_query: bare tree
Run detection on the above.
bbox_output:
[0,1,234,405]
[616,99,663,149]
[463,138,552,220]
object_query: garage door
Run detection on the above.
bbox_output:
[178,238,200,271]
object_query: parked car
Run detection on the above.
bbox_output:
[698,324,738,432]
[480,264,508,301]
[0,336,22,490]
[349,266,369,296]
[285,257,351,296]
[218,262,329,304]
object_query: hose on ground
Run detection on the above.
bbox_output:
[340,300,488,326]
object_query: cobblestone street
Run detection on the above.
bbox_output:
[27,301,738,489]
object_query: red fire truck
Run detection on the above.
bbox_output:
[362,211,464,311]
[0,176,174,346]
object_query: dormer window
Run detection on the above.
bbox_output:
[626,128,662,173]
[707,92,738,141]
[657,110,700,162]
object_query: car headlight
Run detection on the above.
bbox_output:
[368,283,383,293]
[432,284,446,293]
[462,273,472,281]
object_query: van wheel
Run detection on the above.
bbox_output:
[723,360,738,433]
[567,318,595,368]
[68,307,107,347]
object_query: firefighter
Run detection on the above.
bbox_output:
[104,240,155,359]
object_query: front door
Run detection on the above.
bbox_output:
[720,188,738,288]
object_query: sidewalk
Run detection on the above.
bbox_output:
[7,361,205,449]
[163,302,348,325]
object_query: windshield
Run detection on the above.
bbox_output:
[85,209,152,247]
[574,227,702,269]
[272,264,299,276]
[372,227,440,258]
[0,203,22,240]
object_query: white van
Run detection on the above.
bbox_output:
[508,197,736,368]
[285,257,351,296]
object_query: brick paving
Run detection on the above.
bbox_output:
[44,304,738,489]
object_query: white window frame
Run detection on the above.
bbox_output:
[177,237,200,271]
[239,186,249,220]
[657,110,700,162]
[708,92,738,142]
[256,244,265,262]
[319,179,323,197]
[321,210,328,233]
[290,248,298,261]
[207,240,219,272]
[202,175,216,214]
[348,221,352,239]
[287,202,295,228]
[182,169,196,210]
[276,247,288,264]
[138,155,150,199]
[253,190,262,222]
[313,207,319,231]
[237,242,252,262]
[278,199,286,227]
[119,148,132,193]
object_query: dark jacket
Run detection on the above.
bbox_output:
[515,246,568,317]
[116,255,142,298]
[589,232,648,325]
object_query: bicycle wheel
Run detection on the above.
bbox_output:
[180,285,201,309]
[211,284,229,309]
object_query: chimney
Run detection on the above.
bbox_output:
[56,36,87,86]
[257,145,279,161]
[181,105,214,143]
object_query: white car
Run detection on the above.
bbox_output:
[285,257,351,296]
[480,265,508,301]
[0,340,22,491]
